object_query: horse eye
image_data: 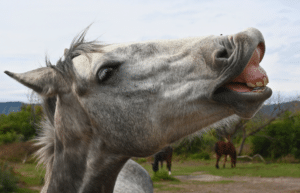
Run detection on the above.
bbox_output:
[97,68,114,82]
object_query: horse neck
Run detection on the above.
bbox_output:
[154,154,161,165]
[47,135,129,193]
[47,96,130,193]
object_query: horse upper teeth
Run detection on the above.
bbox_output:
[256,82,263,87]
[263,77,268,86]
[247,83,256,87]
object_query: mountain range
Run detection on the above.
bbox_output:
[0,100,299,116]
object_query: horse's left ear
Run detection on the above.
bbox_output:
[64,48,69,57]
[4,67,69,97]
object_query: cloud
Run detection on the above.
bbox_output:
[278,9,292,13]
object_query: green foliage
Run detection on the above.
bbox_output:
[13,163,45,186]
[0,162,19,193]
[16,188,39,193]
[151,170,179,182]
[190,152,210,160]
[251,111,300,159]
[250,135,271,157]
[0,104,43,141]
[135,158,147,164]
[0,132,24,145]
[173,132,216,155]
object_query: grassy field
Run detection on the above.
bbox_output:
[137,158,300,192]
[9,162,45,193]
[1,154,299,192]
[139,158,300,178]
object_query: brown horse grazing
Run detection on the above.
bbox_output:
[215,140,237,169]
[152,146,173,175]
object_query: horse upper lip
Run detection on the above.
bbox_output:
[209,31,270,101]
[222,42,269,93]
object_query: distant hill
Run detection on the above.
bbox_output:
[1,100,300,116]
[0,102,25,115]
[260,101,300,117]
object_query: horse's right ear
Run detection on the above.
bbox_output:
[4,67,69,97]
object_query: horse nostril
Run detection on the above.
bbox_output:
[217,48,229,59]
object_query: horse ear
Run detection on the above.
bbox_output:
[64,48,69,57]
[4,67,69,97]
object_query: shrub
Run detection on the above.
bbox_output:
[0,106,42,141]
[0,132,23,145]
[0,162,19,193]
[251,111,300,159]
[250,135,271,157]
[135,158,147,164]
[151,170,179,182]
[173,132,216,155]
[190,152,210,160]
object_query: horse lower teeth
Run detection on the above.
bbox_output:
[253,87,262,91]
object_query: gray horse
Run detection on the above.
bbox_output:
[4,26,272,193]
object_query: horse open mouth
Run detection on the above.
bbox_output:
[211,41,272,116]
[221,42,269,95]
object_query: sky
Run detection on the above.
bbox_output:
[1,0,300,104]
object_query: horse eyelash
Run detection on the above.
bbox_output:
[96,61,123,83]
[97,67,115,82]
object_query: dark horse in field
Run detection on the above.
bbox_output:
[152,146,173,175]
[215,140,237,169]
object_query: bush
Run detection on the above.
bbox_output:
[173,132,216,155]
[0,105,42,141]
[251,111,300,159]
[190,152,210,160]
[151,170,179,182]
[250,135,271,157]
[0,162,19,192]
[135,158,147,164]
[0,132,23,145]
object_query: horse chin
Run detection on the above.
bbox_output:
[212,86,272,119]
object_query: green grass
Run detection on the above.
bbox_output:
[205,162,300,178]
[139,159,300,192]
[13,163,46,187]
[153,182,185,192]
[16,188,40,193]
[2,152,299,193]
[140,159,300,178]
[151,170,180,182]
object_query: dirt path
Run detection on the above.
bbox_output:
[26,175,300,193]
[156,172,300,193]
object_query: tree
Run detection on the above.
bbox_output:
[236,92,300,155]
[251,111,300,158]
[212,92,299,156]
[26,89,43,136]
